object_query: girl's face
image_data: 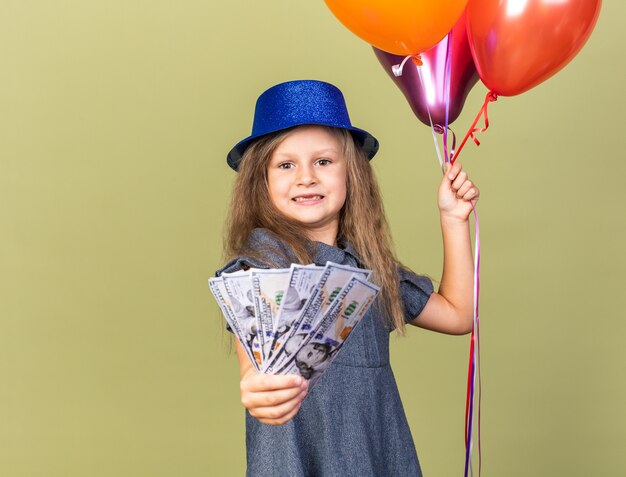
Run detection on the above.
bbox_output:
[267,126,347,245]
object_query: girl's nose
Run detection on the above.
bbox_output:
[296,164,317,185]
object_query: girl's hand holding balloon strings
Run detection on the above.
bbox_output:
[439,162,480,223]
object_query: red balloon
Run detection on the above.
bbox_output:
[373,11,479,127]
[467,0,602,96]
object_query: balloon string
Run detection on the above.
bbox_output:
[433,125,457,163]
[443,26,453,161]
[416,65,445,170]
[464,332,475,477]
[474,203,482,477]
[464,204,481,477]
[451,91,498,164]
[464,330,474,447]
[402,44,482,476]
[425,124,458,173]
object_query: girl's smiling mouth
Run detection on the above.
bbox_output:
[292,194,324,203]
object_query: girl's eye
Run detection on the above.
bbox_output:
[277,162,294,169]
[317,158,332,166]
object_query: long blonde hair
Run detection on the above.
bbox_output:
[225,126,408,333]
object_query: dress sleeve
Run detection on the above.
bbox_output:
[216,255,270,276]
[398,266,434,323]
[215,228,295,277]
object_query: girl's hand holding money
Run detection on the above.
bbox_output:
[239,369,308,425]
[236,341,308,426]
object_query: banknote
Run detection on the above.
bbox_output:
[221,269,265,366]
[310,276,379,348]
[262,264,324,371]
[301,262,370,334]
[275,276,379,387]
[265,263,370,372]
[209,262,378,385]
[250,268,290,361]
[208,276,261,369]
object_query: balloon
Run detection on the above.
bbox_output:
[467,0,602,96]
[373,11,479,127]
[324,0,470,56]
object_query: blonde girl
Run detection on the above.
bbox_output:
[216,80,478,476]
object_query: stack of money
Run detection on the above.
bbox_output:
[209,262,379,388]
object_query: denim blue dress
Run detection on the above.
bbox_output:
[216,229,434,477]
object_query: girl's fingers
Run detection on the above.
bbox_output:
[242,373,304,393]
[241,381,308,410]
[249,389,307,423]
[451,171,468,192]
[455,180,473,198]
[260,401,303,426]
[444,161,462,182]
[463,186,480,201]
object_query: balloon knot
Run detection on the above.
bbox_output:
[487,91,498,102]
[392,54,423,76]
[433,124,445,134]
[391,64,403,77]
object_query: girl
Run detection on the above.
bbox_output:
[216,80,478,476]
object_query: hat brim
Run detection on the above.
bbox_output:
[226,123,379,171]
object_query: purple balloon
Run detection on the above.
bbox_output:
[373,13,479,127]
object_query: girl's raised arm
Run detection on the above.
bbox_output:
[409,162,478,335]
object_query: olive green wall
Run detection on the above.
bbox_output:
[1,1,624,475]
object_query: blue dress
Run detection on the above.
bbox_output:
[216,229,434,477]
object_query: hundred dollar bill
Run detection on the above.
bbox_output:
[221,270,265,366]
[308,263,371,331]
[250,268,290,361]
[208,277,261,369]
[311,276,379,349]
[265,262,371,372]
[262,264,324,371]
[275,276,379,387]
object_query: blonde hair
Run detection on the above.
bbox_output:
[225,126,408,333]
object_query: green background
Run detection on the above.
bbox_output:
[2,1,624,475]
